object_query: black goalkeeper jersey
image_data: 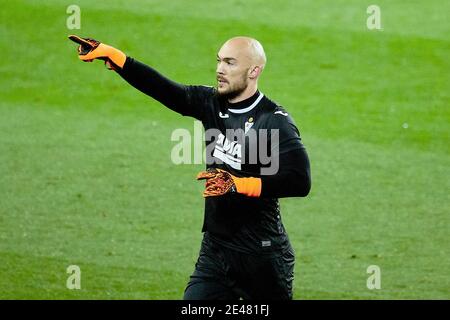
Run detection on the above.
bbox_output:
[118,57,311,255]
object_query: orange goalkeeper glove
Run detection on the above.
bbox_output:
[196,168,261,198]
[68,35,126,71]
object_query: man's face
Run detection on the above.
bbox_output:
[216,42,251,99]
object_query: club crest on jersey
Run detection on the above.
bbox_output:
[244,117,254,134]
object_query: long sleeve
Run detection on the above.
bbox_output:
[258,108,311,198]
[260,147,311,198]
[117,57,212,120]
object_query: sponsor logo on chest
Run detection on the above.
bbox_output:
[212,133,242,170]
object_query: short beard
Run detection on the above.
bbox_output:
[218,84,248,101]
[217,72,249,100]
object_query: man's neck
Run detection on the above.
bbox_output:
[227,84,258,103]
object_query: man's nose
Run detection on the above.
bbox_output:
[216,61,225,74]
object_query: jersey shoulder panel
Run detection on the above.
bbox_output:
[184,85,218,120]
[259,96,304,154]
[259,97,298,130]
[186,84,217,101]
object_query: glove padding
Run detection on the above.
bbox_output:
[68,35,126,70]
[196,168,237,197]
[196,168,262,198]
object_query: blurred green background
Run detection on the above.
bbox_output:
[0,0,448,299]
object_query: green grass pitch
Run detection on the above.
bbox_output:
[0,0,448,299]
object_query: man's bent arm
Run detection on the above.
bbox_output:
[260,147,311,198]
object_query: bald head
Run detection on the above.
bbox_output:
[220,36,266,70]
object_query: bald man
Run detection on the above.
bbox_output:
[69,35,311,300]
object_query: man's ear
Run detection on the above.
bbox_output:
[248,66,262,79]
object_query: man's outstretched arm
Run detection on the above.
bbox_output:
[117,57,192,116]
[69,35,205,119]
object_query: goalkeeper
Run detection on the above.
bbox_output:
[69,35,311,300]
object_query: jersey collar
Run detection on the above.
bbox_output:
[228,92,264,114]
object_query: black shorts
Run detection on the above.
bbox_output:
[183,234,295,300]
